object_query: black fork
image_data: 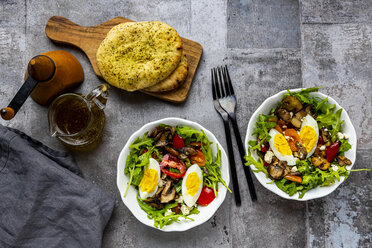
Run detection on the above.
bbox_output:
[214,66,257,202]
[212,68,241,206]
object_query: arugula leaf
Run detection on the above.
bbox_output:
[137,194,194,229]
[244,150,268,177]
[131,167,144,186]
[204,144,231,195]
[283,87,322,105]
[250,114,276,151]
[339,138,352,155]
[129,132,154,150]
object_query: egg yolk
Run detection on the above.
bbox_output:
[274,134,292,156]
[139,169,158,193]
[186,172,201,197]
[300,126,317,152]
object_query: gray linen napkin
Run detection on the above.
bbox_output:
[0,124,114,248]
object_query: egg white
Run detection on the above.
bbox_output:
[182,164,203,207]
[300,115,319,158]
[269,129,297,166]
[139,158,161,199]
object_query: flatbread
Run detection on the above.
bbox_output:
[96,21,182,91]
[143,53,188,93]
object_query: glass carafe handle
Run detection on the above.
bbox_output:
[85,84,110,109]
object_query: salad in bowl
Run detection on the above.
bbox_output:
[117,118,230,231]
[245,87,366,200]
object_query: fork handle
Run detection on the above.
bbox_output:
[222,118,242,206]
[230,116,257,201]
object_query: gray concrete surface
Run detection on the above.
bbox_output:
[0,0,371,247]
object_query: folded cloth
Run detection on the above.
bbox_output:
[0,124,114,248]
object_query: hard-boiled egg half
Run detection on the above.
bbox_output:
[269,129,297,165]
[182,164,203,207]
[299,115,319,158]
[139,158,161,199]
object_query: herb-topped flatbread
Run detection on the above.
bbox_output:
[96,21,182,91]
[143,53,188,93]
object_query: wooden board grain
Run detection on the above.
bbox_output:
[45,16,203,103]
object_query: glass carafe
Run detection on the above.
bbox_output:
[48,84,109,152]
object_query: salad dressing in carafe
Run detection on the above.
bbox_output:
[48,84,109,152]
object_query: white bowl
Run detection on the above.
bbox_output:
[244,89,357,201]
[117,117,230,231]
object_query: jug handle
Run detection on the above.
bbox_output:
[85,84,110,110]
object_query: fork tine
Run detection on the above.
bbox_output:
[211,69,217,100]
[222,66,231,96]
[224,65,235,96]
[217,67,226,97]
[213,68,221,99]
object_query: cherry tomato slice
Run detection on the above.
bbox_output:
[198,186,216,206]
[284,129,301,152]
[190,150,206,166]
[160,154,186,178]
[172,134,185,149]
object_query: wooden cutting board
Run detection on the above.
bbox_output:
[45,16,203,103]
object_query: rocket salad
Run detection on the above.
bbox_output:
[124,124,230,229]
[245,87,368,199]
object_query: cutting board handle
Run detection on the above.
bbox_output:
[45,16,103,76]
[46,16,84,46]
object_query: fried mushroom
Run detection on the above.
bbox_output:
[160,181,176,203]
[276,108,291,122]
[282,96,303,112]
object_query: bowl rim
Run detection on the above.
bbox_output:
[244,88,357,201]
[116,117,230,231]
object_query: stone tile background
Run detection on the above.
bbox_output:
[0,0,371,247]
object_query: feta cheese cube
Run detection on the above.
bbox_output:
[164,209,173,216]
[291,166,298,173]
[337,132,344,140]
[331,164,339,172]
[181,204,192,215]
[264,151,274,164]
[320,145,326,151]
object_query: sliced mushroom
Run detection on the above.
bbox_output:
[180,147,197,156]
[165,146,180,157]
[305,105,315,117]
[295,110,307,120]
[160,181,176,203]
[155,186,164,197]
[282,96,303,112]
[319,159,331,170]
[155,133,169,147]
[296,142,308,160]
[338,155,352,166]
[311,157,330,170]
[148,126,162,138]
[164,126,176,137]
[290,117,302,129]
[268,164,285,180]
[276,108,291,122]
[154,131,163,141]
[311,157,323,167]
